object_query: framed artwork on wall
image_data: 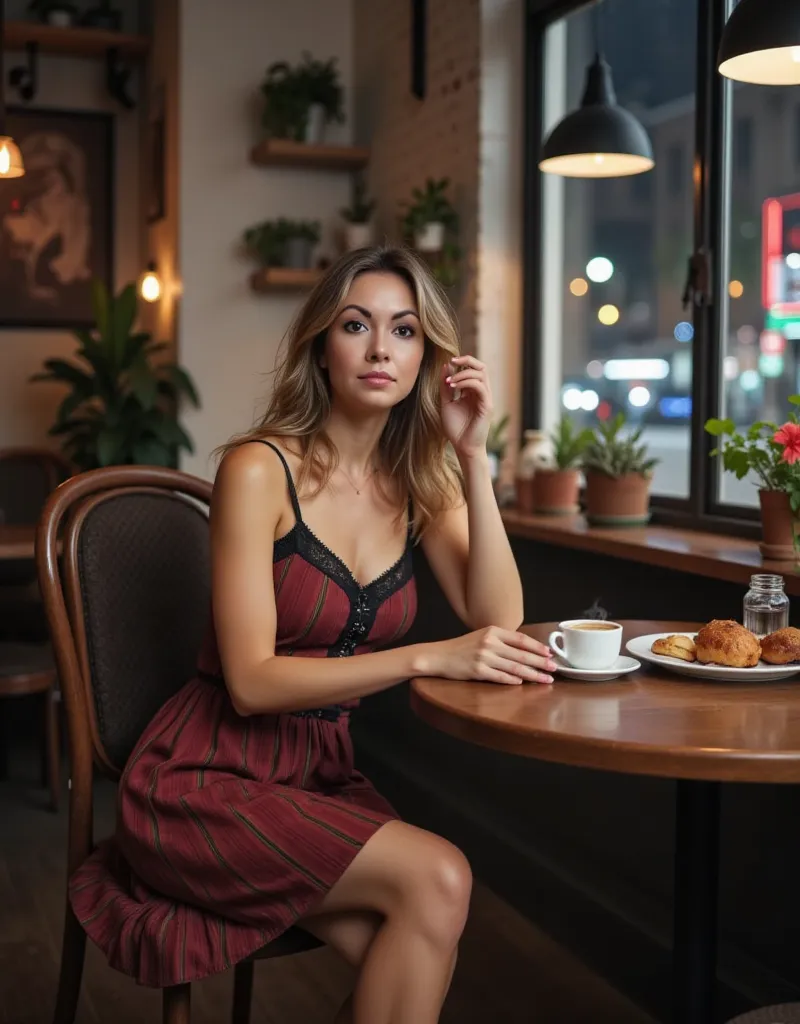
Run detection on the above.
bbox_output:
[0,107,114,329]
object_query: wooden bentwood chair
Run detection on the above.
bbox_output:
[36,466,321,1024]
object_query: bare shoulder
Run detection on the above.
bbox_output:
[212,439,290,532]
[215,437,290,487]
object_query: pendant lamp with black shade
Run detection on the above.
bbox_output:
[718,0,800,86]
[0,0,24,178]
[539,3,654,179]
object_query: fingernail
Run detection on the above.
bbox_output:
[547,660,557,671]
[445,376,452,383]
[543,675,553,685]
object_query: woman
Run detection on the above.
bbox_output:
[70,246,556,1024]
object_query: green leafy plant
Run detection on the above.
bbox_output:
[706,400,800,512]
[487,414,510,459]
[401,178,458,235]
[260,52,343,141]
[550,415,595,470]
[30,280,200,470]
[299,53,344,122]
[243,218,321,266]
[582,413,659,478]
[340,178,375,224]
[401,178,461,286]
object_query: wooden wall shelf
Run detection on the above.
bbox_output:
[3,20,150,59]
[250,267,322,292]
[250,138,370,171]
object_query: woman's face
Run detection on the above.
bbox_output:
[321,271,426,414]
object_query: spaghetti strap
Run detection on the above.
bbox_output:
[256,440,303,523]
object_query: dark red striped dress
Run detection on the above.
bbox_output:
[69,442,418,988]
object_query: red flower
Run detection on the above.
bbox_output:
[774,422,800,464]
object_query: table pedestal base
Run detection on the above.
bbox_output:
[673,780,720,1024]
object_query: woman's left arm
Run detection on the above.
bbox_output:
[420,356,524,631]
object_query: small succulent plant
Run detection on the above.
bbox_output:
[582,413,659,478]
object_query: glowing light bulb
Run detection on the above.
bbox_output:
[792,47,800,64]
[0,137,24,178]
[139,265,162,303]
[593,154,604,165]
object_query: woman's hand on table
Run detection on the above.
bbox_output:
[416,628,556,686]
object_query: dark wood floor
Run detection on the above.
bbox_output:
[0,737,654,1024]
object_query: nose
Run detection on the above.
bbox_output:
[366,327,390,362]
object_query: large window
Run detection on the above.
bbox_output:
[526,0,775,529]
[720,90,800,507]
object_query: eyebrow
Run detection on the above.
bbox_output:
[340,304,420,321]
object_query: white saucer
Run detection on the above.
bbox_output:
[554,654,641,682]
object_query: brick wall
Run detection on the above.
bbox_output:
[353,0,481,351]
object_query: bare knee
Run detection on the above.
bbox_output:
[400,838,472,949]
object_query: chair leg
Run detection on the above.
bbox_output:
[232,961,255,1024]
[163,983,191,1024]
[44,687,60,812]
[52,903,87,1024]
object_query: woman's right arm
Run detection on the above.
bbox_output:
[212,444,553,718]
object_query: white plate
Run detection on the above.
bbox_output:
[626,632,800,682]
[554,654,641,682]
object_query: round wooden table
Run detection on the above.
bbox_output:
[411,620,800,1024]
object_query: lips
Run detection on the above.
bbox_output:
[359,372,394,381]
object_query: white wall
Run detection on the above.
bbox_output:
[0,0,142,449]
[178,0,353,479]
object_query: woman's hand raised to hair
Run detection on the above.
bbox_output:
[440,355,494,461]
[417,626,557,686]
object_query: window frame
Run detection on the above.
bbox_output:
[522,0,760,538]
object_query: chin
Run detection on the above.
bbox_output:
[338,388,405,416]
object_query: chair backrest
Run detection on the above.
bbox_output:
[0,447,71,524]
[37,467,214,796]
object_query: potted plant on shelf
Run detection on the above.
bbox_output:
[260,52,344,144]
[401,177,458,253]
[30,280,200,470]
[285,220,321,268]
[582,413,658,526]
[532,416,595,515]
[706,402,800,560]
[27,0,78,27]
[243,218,321,270]
[80,0,122,31]
[299,52,344,144]
[340,177,375,251]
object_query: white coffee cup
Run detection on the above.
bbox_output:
[548,619,623,670]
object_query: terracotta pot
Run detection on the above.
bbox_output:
[533,468,580,515]
[758,489,799,560]
[584,471,650,526]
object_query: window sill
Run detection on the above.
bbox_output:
[501,508,800,595]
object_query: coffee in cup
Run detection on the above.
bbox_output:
[548,619,622,669]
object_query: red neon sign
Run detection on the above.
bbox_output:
[763,192,800,315]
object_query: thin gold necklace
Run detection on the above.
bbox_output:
[337,463,376,496]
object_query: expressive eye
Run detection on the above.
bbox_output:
[394,323,416,339]
[343,319,367,334]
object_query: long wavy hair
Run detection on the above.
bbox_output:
[215,246,463,537]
